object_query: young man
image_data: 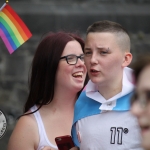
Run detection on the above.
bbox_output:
[131,55,150,150]
[71,20,143,149]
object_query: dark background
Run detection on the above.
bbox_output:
[0,0,150,149]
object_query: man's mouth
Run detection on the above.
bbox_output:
[90,69,99,72]
[140,124,150,134]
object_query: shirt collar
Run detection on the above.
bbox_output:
[86,67,135,103]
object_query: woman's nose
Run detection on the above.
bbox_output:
[76,57,85,66]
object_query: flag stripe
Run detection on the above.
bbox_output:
[3,7,28,41]
[0,3,32,54]
[0,17,21,47]
[0,22,17,50]
[0,12,24,44]
[5,5,32,38]
[0,28,14,54]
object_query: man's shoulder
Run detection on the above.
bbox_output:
[74,90,100,123]
[113,92,133,111]
[76,89,100,108]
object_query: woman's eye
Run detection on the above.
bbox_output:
[67,56,74,60]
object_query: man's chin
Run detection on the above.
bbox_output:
[142,137,150,150]
[90,78,101,84]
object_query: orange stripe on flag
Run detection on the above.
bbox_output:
[5,4,32,38]
[3,7,28,41]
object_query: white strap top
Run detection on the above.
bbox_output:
[30,105,58,150]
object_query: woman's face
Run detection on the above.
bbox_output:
[131,65,150,150]
[55,40,87,94]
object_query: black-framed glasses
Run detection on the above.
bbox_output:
[131,90,150,109]
[60,54,84,65]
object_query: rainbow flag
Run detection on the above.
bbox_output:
[0,3,32,54]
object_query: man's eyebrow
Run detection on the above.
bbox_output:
[97,47,110,51]
[84,47,109,51]
[97,46,108,49]
[84,47,91,50]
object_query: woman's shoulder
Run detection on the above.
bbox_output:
[17,112,36,127]
[15,111,39,139]
[7,112,39,150]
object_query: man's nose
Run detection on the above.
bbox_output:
[90,53,98,64]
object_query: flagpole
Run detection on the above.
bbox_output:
[0,3,6,11]
[6,0,9,4]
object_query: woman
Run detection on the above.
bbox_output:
[7,32,87,150]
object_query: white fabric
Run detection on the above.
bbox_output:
[86,67,134,105]
[76,67,143,150]
[77,111,142,150]
[30,105,58,150]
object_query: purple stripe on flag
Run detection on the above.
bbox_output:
[0,28,14,54]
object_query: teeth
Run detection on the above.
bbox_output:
[73,72,83,77]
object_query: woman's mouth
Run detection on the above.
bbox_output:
[72,72,83,78]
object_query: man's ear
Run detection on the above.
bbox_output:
[122,52,132,67]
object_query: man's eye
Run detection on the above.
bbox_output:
[131,92,138,105]
[100,51,108,55]
[84,51,92,56]
[146,91,150,100]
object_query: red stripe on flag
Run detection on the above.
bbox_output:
[3,8,28,41]
[5,4,32,38]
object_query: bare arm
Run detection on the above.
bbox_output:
[41,146,79,150]
[7,115,39,150]
[70,147,79,150]
[41,146,53,150]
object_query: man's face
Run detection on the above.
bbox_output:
[131,65,150,150]
[84,32,126,87]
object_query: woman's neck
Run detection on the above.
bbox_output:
[48,90,77,112]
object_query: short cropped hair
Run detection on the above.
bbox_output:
[86,20,130,51]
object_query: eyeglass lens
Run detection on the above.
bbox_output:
[67,55,84,65]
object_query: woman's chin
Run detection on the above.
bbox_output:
[73,84,84,92]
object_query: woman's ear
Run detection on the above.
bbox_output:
[122,52,132,67]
